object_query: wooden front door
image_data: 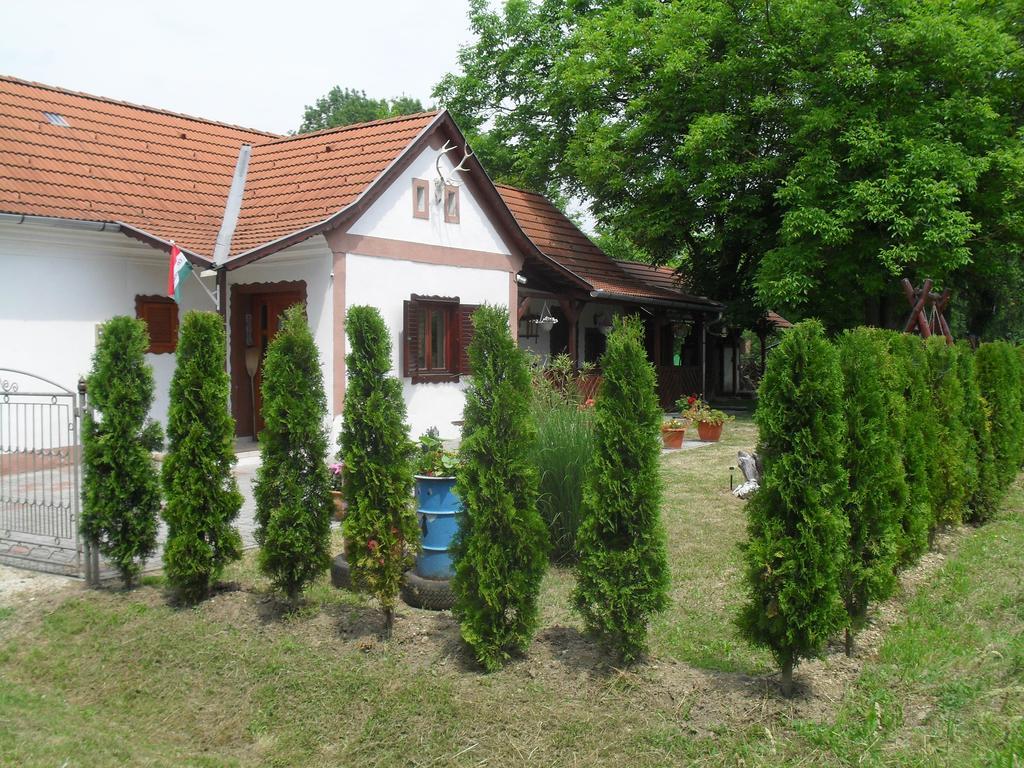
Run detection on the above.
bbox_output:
[250,291,302,434]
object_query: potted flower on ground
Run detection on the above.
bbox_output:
[677,394,735,442]
[660,417,688,449]
[328,462,346,521]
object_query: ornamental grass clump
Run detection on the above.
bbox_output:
[925,338,969,531]
[956,342,999,523]
[836,329,903,655]
[340,306,418,638]
[738,320,849,696]
[452,305,548,671]
[161,311,243,604]
[886,333,935,565]
[253,305,333,605]
[572,316,669,664]
[80,316,163,588]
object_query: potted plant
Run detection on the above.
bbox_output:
[328,462,346,520]
[660,417,687,449]
[412,429,461,582]
[677,394,734,442]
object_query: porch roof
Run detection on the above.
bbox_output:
[495,184,723,313]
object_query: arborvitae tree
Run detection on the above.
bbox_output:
[956,343,999,523]
[80,316,163,587]
[977,341,1024,485]
[452,305,548,671]
[572,316,669,664]
[738,320,849,696]
[836,329,903,655]
[886,333,934,564]
[340,306,419,638]
[161,311,243,603]
[925,338,969,531]
[254,305,333,604]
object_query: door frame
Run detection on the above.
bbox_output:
[229,280,307,438]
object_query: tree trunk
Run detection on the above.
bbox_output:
[845,627,853,657]
[781,659,794,697]
[383,607,394,640]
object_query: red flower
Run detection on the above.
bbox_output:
[687,396,697,405]
[367,539,379,552]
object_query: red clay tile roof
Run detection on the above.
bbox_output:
[0,75,440,260]
[231,112,438,254]
[0,75,275,257]
[495,184,721,309]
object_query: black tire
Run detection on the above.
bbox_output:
[401,570,455,611]
[330,552,353,590]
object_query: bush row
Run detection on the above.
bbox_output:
[741,321,1024,694]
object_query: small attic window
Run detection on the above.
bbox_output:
[43,112,70,127]
[412,179,429,220]
[444,184,460,224]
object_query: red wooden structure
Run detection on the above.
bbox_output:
[901,278,953,345]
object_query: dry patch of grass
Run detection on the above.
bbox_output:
[1,417,1021,766]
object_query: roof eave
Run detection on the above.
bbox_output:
[589,288,725,314]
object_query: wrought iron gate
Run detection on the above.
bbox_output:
[0,368,85,575]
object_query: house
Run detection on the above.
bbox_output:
[0,75,726,440]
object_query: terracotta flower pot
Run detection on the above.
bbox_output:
[697,421,723,442]
[661,428,686,449]
[331,490,347,521]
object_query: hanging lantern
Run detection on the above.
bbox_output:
[596,313,614,336]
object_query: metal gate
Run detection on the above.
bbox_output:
[0,368,85,575]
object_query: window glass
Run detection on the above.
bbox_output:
[446,188,458,220]
[417,307,428,369]
[416,185,426,213]
[430,309,446,369]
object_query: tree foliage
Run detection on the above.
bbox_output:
[437,0,1024,333]
[298,87,426,133]
[738,320,849,693]
[161,311,243,603]
[836,329,903,651]
[452,305,548,671]
[80,316,163,587]
[340,306,419,637]
[572,316,669,664]
[254,305,333,603]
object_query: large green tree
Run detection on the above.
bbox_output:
[298,87,426,133]
[437,0,1024,333]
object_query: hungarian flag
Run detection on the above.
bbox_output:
[167,244,192,303]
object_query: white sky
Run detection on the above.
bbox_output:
[1,0,475,135]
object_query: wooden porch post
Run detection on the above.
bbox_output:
[698,316,707,396]
[558,298,582,367]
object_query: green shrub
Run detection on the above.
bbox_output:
[977,342,1024,485]
[80,316,163,587]
[572,316,669,664]
[925,339,969,530]
[340,306,419,638]
[452,305,548,671]
[885,333,934,564]
[161,312,243,603]
[532,400,594,561]
[955,342,999,523]
[836,329,903,653]
[738,320,849,695]
[253,305,333,604]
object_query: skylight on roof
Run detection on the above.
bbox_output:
[43,111,70,127]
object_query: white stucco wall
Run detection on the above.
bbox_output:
[344,253,511,440]
[0,221,209,428]
[225,236,334,436]
[347,144,512,255]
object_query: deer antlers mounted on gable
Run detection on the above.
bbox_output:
[434,140,473,202]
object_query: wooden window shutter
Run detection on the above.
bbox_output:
[403,299,419,378]
[458,304,480,375]
[135,295,178,354]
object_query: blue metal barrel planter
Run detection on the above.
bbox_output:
[413,474,461,580]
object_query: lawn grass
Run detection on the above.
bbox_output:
[0,415,1021,767]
